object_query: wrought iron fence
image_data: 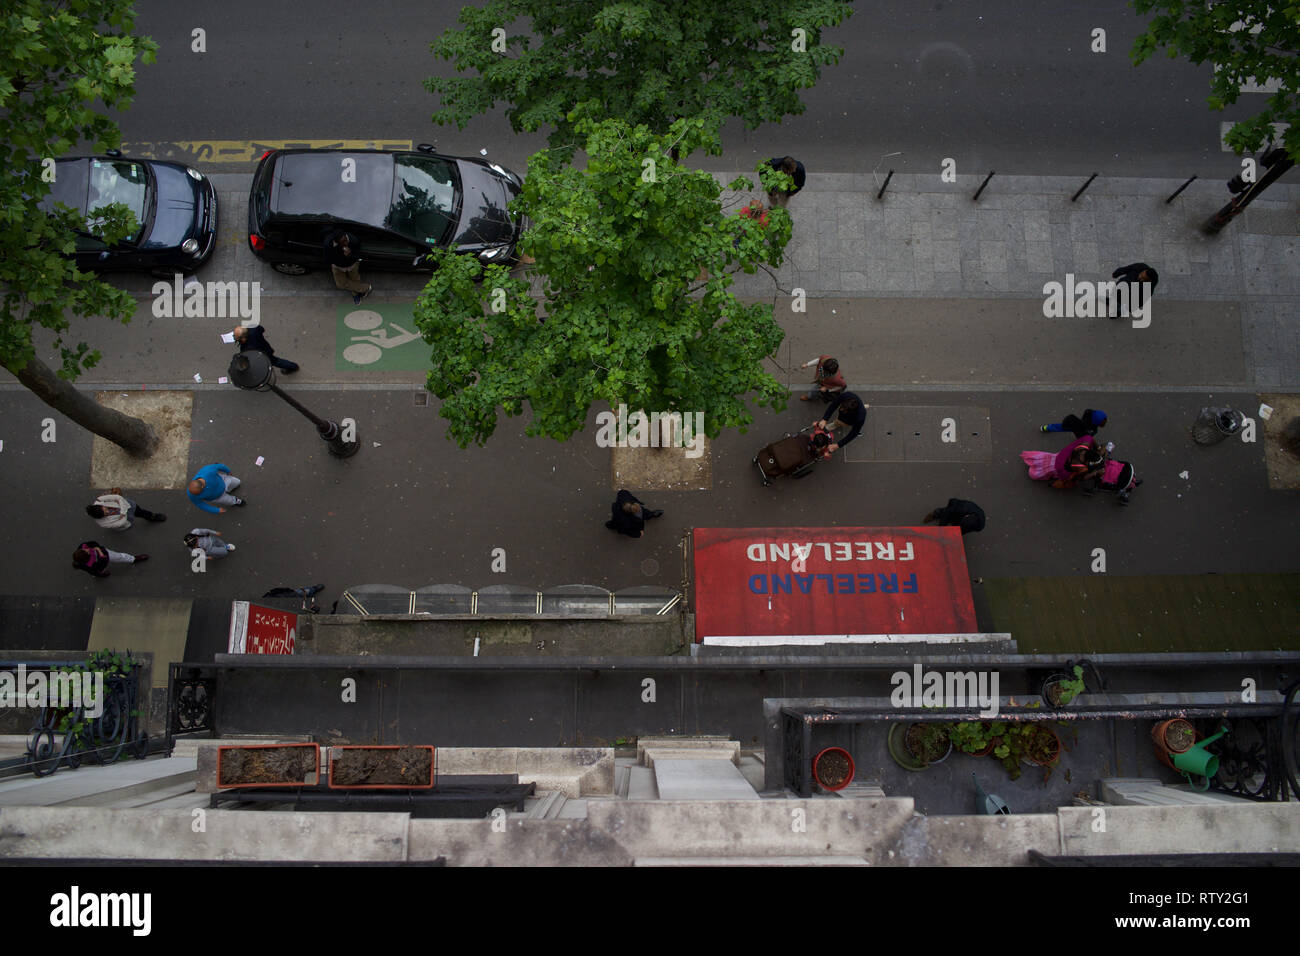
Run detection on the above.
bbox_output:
[23,659,148,777]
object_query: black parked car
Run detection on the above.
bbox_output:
[38,150,218,276]
[247,145,524,274]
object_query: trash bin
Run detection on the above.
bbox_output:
[1192,407,1244,445]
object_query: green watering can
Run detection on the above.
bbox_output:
[1170,725,1229,788]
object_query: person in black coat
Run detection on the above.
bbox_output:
[233,324,299,373]
[765,156,806,206]
[605,489,663,538]
[923,499,986,535]
[1110,262,1158,317]
[817,391,869,455]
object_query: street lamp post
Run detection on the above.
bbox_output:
[227,351,359,458]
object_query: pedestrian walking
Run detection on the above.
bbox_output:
[324,230,372,304]
[184,528,236,558]
[923,499,986,535]
[605,489,663,538]
[187,463,245,514]
[1039,409,1107,437]
[233,324,299,373]
[799,355,846,402]
[85,488,166,530]
[816,391,869,455]
[765,155,806,207]
[72,541,148,578]
[1109,262,1158,317]
[1020,436,1104,488]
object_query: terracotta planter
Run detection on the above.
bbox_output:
[1151,719,1195,754]
[328,745,436,790]
[1022,726,1062,767]
[216,743,320,789]
[813,746,854,791]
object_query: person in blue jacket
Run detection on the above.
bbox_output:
[187,463,245,514]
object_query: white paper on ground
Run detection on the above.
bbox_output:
[221,332,235,344]
[1259,403,1273,420]
[218,376,228,384]
[1179,470,1190,479]
[255,456,265,466]
[193,373,202,382]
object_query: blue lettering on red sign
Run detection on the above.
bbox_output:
[748,574,918,594]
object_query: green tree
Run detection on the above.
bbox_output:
[1131,0,1300,159]
[411,116,790,447]
[1,1,159,456]
[426,0,853,153]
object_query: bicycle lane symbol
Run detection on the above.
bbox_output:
[340,309,425,368]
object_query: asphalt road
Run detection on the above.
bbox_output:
[119,0,1248,176]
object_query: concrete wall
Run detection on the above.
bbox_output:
[299,615,687,657]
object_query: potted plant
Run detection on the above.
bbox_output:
[1151,718,1196,754]
[988,724,1061,780]
[905,722,953,765]
[1041,665,1087,707]
[948,720,1006,757]
[813,746,854,791]
[217,743,320,789]
[328,745,435,789]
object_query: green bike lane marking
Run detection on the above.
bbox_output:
[336,304,430,371]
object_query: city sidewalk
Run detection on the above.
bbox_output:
[17,171,1298,393]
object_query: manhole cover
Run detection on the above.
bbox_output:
[413,391,428,406]
[641,558,660,576]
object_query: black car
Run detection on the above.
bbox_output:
[38,150,218,276]
[247,145,524,274]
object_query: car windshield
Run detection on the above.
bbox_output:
[385,156,458,246]
[85,160,148,242]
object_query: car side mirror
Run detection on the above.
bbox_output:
[99,252,110,260]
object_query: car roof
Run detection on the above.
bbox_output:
[271,151,395,227]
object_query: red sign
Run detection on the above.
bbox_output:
[692,527,977,642]
[229,601,297,654]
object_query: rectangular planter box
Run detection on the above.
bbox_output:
[216,743,320,789]
[328,745,436,790]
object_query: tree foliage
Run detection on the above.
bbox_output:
[426,0,853,151]
[412,115,791,447]
[1131,0,1300,159]
[0,0,157,382]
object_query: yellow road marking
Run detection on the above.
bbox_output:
[120,139,414,164]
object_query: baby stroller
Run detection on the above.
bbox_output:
[1084,458,1142,505]
[754,424,832,486]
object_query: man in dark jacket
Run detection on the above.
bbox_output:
[233,324,298,373]
[817,391,868,455]
[605,489,663,538]
[1110,262,1158,318]
[923,499,986,535]
[325,229,372,304]
[766,156,806,206]
[1039,409,1107,437]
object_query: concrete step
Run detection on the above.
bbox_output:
[628,766,658,800]
[653,758,760,801]
[637,737,735,762]
[0,756,197,808]
[642,745,739,769]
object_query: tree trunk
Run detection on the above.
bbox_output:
[4,353,158,458]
